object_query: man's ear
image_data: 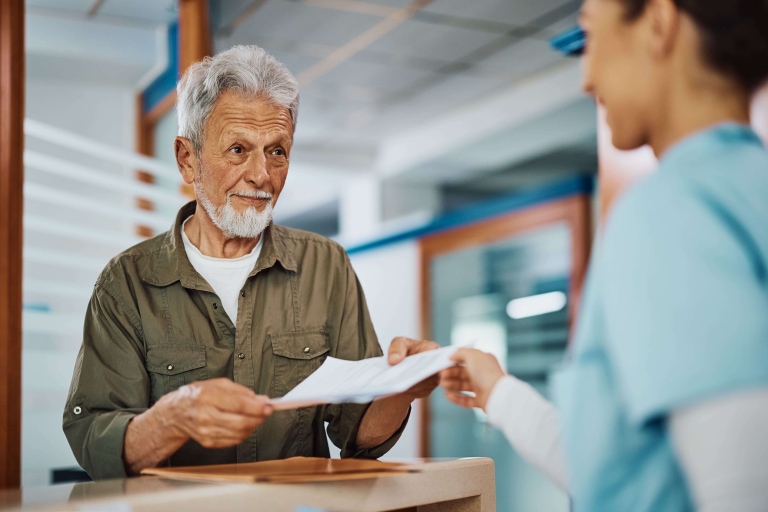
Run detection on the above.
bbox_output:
[175,137,198,185]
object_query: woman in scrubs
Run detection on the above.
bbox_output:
[440,0,768,510]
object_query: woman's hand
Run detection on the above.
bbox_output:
[439,348,506,411]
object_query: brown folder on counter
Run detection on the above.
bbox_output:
[141,457,417,483]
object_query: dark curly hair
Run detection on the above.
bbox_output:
[617,0,768,92]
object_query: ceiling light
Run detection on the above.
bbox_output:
[506,292,567,320]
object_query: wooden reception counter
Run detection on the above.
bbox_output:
[0,458,495,512]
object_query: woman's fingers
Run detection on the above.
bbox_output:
[445,348,506,411]
[449,347,475,364]
[444,391,478,409]
[440,367,474,392]
[439,366,465,379]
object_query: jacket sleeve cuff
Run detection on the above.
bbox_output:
[78,411,138,480]
[340,404,411,459]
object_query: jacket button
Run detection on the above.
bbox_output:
[240,290,245,297]
[303,347,310,354]
[73,406,82,415]
[238,353,245,359]
[212,303,218,309]
[167,364,174,371]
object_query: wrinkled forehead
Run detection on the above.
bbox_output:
[204,91,294,140]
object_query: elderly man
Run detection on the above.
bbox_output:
[63,45,437,480]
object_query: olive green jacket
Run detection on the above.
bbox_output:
[63,202,407,480]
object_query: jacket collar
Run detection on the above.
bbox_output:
[142,201,297,288]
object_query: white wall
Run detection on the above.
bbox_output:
[152,108,187,221]
[25,80,136,150]
[348,241,422,460]
[22,78,139,487]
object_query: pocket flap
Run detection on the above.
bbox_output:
[146,346,206,375]
[269,330,331,360]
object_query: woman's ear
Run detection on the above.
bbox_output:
[645,0,681,59]
[175,137,197,185]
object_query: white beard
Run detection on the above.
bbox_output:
[195,180,273,239]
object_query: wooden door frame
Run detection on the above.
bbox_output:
[134,0,212,231]
[417,194,592,458]
[0,0,24,490]
[137,0,212,159]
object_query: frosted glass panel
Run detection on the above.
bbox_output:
[429,222,571,512]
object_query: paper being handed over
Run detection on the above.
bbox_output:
[269,345,460,410]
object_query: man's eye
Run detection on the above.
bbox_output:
[231,146,243,154]
[271,148,285,156]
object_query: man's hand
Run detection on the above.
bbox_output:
[439,348,505,411]
[387,336,441,399]
[124,378,272,475]
[355,337,440,449]
[161,378,273,448]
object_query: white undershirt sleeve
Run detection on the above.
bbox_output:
[485,375,569,492]
[669,387,768,512]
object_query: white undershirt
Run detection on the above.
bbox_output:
[181,216,263,323]
[485,375,768,509]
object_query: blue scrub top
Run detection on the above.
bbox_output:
[552,123,768,511]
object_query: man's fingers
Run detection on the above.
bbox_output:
[212,410,268,432]
[387,337,412,364]
[419,340,441,352]
[197,379,272,417]
[218,394,272,418]
[198,437,243,449]
[191,409,268,446]
[407,375,440,398]
[410,374,439,389]
[388,337,440,365]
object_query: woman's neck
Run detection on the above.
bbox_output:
[649,76,751,158]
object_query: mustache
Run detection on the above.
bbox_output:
[228,190,273,200]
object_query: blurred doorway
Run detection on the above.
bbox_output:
[420,194,590,511]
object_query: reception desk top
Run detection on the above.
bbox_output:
[0,458,495,512]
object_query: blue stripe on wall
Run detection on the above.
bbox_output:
[22,303,51,313]
[346,174,594,255]
[550,25,585,56]
[142,22,179,113]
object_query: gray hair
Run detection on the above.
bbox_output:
[176,45,300,154]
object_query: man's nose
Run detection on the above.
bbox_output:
[244,153,270,186]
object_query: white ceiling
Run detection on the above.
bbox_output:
[214,0,582,149]
[24,0,595,228]
[25,0,169,85]
[26,0,178,24]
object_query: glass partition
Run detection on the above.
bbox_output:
[427,220,576,511]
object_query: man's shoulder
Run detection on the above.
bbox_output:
[95,231,170,288]
[272,224,348,264]
[273,225,346,254]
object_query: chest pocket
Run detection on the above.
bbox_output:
[146,346,208,405]
[270,329,331,398]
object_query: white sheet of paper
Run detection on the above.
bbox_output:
[269,345,460,410]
